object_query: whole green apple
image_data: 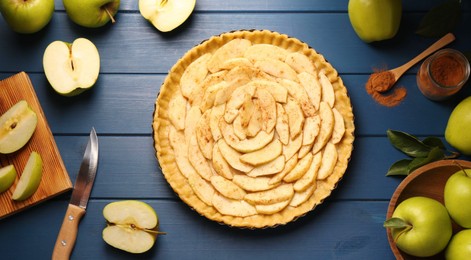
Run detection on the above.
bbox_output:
[444,168,471,228]
[63,0,120,28]
[348,0,402,43]
[445,96,471,156]
[445,229,471,260]
[0,0,54,34]
[384,196,452,257]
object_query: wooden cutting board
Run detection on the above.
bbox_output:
[0,72,72,219]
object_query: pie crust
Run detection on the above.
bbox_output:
[153,30,355,228]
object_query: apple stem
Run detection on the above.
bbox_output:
[159,0,168,8]
[445,151,460,159]
[109,223,166,235]
[453,160,471,177]
[104,8,116,24]
[145,230,167,235]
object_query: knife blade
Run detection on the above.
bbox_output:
[52,128,99,260]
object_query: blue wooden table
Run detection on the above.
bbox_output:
[0,1,470,259]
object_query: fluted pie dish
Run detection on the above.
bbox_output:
[153,30,355,228]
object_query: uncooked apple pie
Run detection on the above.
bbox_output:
[153,30,354,228]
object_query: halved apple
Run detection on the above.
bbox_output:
[103,200,165,254]
[11,151,43,201]
[139,0,196,32]
[43,38,100,96]
[0,100,38,154]
[0,165,17,193]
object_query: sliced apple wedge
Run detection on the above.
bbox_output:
[139,0,196,32]
[103,200,165,254]
[12,151,43,201]
[43,38,100,96]
[0,100,38,154]
[0,165,17,193]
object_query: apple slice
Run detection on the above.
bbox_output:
[0,165,17,193]
[139,0,196,32]
[0,100,38,154]
[11,151,43,201]
[43,38,100,96]
[103,200,165,254]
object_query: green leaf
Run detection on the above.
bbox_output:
[408,147,446,173]
[386,159,412,176]
[387,130,431,158]
[416,0,461,38]
[422,136,445,150]
[383,217,411,229]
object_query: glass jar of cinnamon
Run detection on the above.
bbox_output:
[417,48,470,101]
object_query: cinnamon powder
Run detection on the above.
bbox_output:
[430,55,464,86]
[417,49,469,100]
[365,70,407,107]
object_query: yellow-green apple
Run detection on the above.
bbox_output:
[0,0,54,34]
[43,38,100,96]
[384,196,452,257]
[139,0,196,32]
[102,200,165,254]
[63,0,120,28]
[12,151,43,201]
[348,0,402,43]
[0,100,38,154]
[445,229,471,260]
[445,96,471,156]
[444,168,471,228]
[0,165,17,193]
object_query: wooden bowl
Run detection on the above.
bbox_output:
[386,159,471,260]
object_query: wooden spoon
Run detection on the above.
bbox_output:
[378,33,456,92]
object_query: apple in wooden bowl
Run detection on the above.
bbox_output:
[385,159,471,259]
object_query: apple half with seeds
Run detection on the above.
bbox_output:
[43,38,100,96]
[102,200,165,254]
[0,165,17,193]
[0,100,38,154]
[139,0,196,32]
[12,151,43,201]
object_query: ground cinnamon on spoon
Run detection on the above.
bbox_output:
[365,70,407,107]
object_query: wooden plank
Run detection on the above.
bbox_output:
[0,199,394,259]
[0,72,72,219]
[49,135,407,201]
[0,73,463,137]
[52,0,471,12]
[0,13,469,74]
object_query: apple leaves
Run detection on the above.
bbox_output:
[386,130,459,176]
[416,0,461,38]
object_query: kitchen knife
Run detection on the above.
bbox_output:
[52,128,99,260]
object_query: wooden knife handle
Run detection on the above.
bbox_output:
[52,204,86,260]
